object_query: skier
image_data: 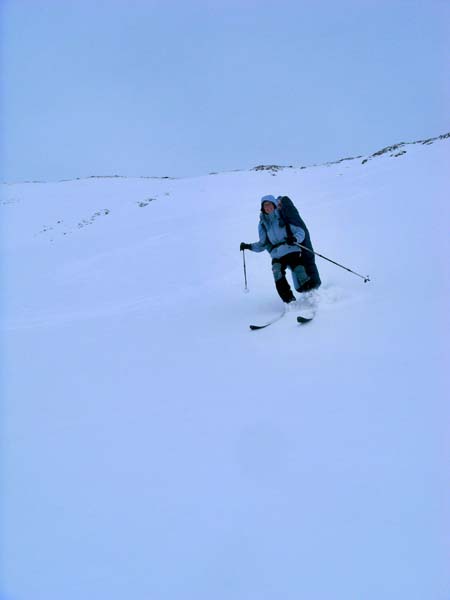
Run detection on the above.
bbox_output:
[240,195,320,304]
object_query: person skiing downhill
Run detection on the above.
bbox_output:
[240,195,321,304]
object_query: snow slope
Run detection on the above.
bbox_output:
[2,135,449,599]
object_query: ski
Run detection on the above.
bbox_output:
[249,310,286,330]
[249,309,315,330]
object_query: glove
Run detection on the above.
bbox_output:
[240,242,251,251]
[286,235,297,246]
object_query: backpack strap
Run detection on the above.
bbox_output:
[283,219,294,240]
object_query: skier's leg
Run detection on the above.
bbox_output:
[301,249,321,289]
[304,261,321,288]
[272,259,296,303]
[286,252,310,292]
[292,264,310,291]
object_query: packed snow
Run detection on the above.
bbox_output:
[2,135,449,599]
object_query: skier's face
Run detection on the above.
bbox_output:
[263,202,275,214]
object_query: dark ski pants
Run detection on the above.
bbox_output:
[301,249,321,290]
[271,252,310,303]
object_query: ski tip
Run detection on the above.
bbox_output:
[297,315,314,324]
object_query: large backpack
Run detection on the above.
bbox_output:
[278,196,321,288]
[278,196,313,251]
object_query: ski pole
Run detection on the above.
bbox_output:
[242,249,249,292]
[295,243,370,283]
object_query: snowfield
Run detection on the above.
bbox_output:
[2,135,449,599]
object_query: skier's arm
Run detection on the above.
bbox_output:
[288,224,305,244]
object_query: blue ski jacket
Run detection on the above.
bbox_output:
[249,208,305,260]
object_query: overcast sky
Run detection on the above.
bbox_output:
[1,0,449,182]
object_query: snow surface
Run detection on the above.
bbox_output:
[2,138,449,599]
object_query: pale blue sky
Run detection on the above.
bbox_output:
[2,0,449,182]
